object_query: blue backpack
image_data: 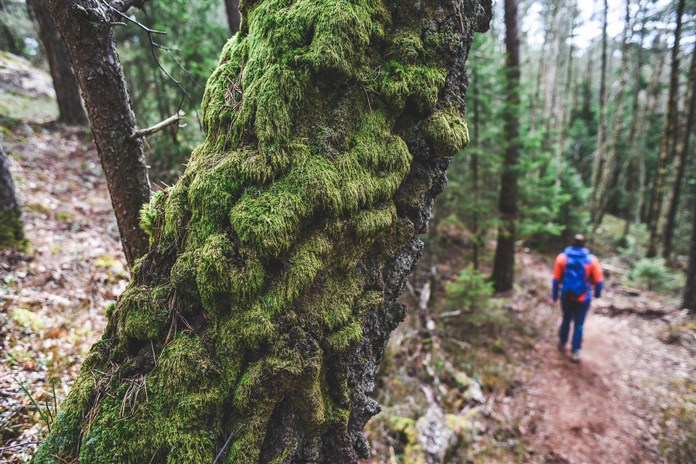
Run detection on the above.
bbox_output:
[562,247,589,300]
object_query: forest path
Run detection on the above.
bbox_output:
[507,252,694,464]
[0,127,124,463]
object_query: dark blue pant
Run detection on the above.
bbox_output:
[559,298,590,353]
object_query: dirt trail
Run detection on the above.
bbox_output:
[509,253,694,464]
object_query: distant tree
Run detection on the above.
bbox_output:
[33,0,491,463]
[491,0,521,292]
[26,0,88,126]
[0,0,24,55]
[589,0,608,229]
[0,141,25,251]
[647,0,685,257]
[662,43,696,260]
[591,0,632,232]
[44,0,151,267]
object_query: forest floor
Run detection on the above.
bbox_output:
[505,253,695,464]
[1,53,695,463]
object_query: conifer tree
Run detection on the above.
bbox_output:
[491,0,521,292]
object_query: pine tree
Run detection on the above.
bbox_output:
[491,0,521,292]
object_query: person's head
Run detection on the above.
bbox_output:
[572,233,585,248]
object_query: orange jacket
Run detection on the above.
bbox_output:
[552,248,604,302]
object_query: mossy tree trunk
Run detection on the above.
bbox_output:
[0,141,25,250]
[34,1,491,463]
[27,0,88,126]
[491,0,520,293]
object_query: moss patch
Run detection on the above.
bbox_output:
[0,208,27,251]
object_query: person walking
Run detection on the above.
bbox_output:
[551,234,604,362]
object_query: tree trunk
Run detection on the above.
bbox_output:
[491,0,520,293]
[555,2,576,192]
[0,141,25,250]
[33,1,492,463]
[591,0,632,232]
[44,0,151,268]
[663,43,696,260]
[589,0,608,226]
[0,0,24,56]
[224,0,241,34]
[26,0,88,126]
[684,178,696,312]
[471,67,480,270]
[647,0,685,257]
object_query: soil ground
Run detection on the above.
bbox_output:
[501,253,695,464]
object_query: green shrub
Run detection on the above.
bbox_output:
[660,401,696,463]
[444,266,506,328]
[628,258,680,292]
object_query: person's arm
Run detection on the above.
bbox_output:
[552,254,565,302]
[592,256,604,298]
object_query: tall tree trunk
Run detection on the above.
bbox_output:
[663,43,696,260]
[647,0,685,257]
[555,1,577,192]
[33,1,492,463]
[26,0,88,126]
[591,0,632,231]
[491,0,520,292]
[45,0,151,268]
[224,0,241,34]
[0,0,24,55]
[471,67,480,270]
[684,174,696,312]
[623,16,649,237]
[589,0,609,227]
[0,141,25,250]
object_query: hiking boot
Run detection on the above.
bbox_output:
[571,351,580,363]
[557,342,566,354]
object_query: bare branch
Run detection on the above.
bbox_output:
[131,110,185,139]
[109,0,147,14]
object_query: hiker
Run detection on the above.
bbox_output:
[551,234,604,363]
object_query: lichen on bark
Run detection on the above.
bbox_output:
[33,0,490,462]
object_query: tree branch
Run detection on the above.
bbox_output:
[131,110,185,140]
[109,0,147,13]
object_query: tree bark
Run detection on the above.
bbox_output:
[470,66,480,270]
[591,0,632,232]
[26,0,88,126]
[224,0,241,34]
[647,0,685,257]
[589,0,608,227]
[33,1,492,463]
[0,141,25,250]
[491,0,520,292]
[0,0,24,56]
[45,0,151,268]
[663,43,696,260]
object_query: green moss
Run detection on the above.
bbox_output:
[32,375,95,462]
[423,107,470,157]
[387,416,426,464]
[0,208,27,251]
[140,190,165,247]
[117,284,170,341]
